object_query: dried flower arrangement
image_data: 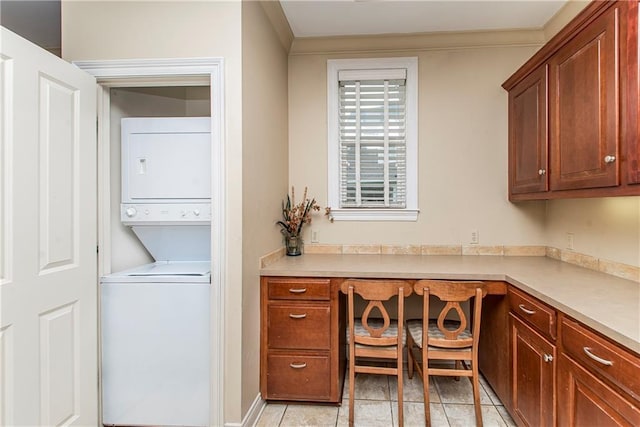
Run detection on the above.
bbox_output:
[276,186,320,238]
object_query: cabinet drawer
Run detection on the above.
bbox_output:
[268,303,331,350]
[561,317,640,402]
[266,352,331,401]
[509,287,557,341]
[267,278,331,301]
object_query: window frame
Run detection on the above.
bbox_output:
[327,57,419,221]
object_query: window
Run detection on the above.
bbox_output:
[327,57,418,221]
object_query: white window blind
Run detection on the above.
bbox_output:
[338,70,407,208]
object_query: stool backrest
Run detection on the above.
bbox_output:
[414,280,486,349]
[341,279,413,347]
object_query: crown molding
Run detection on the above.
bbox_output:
[289,28,545,56]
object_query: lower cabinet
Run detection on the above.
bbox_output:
[501,288,640,427]
[510,314,556,427]
[558,353,640,426]
[260,276,345,403]
[557,315,640,426]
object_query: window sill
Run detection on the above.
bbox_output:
[327,208,419,222]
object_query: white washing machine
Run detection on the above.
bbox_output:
[101,117,213,426]
[101,262,210,427]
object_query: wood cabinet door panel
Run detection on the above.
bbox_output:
[509,65,549,195]
[267,303,331,350]
[510,314,555,427]
[558,354,640,426]
[549,6,620,190]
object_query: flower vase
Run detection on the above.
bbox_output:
[285,234,303,256]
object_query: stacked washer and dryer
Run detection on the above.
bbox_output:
[101,117,212,426]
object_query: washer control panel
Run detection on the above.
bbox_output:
[121,203,211,224]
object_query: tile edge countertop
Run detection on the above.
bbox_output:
[260,254,640,355]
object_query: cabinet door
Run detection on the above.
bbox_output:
[509,65,549,195]
[549,5,620,190]
[627,1,640,184]
[510,314,555,427]
[558,354,640,426]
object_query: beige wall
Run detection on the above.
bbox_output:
[543,0,591,41]
[62,1,247,423]
[289,44,547,247]
[241,0,289,418]
[544,198,640,267]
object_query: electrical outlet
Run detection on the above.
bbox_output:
[470,229,479,245]
[311,229,319,243]
[566,232,574,250]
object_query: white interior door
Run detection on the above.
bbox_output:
[1,27,98,425]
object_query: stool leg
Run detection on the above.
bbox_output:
[471,364,483,427]
[349,358,355,426]
[407,333,414,379]
[423,352,431,426]
[398,361,404,427]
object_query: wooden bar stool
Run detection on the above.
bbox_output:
[406,280,487,427]
[340,279,413,427]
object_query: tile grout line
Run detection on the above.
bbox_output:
[266,372,513,427]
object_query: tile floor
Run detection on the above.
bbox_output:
[255,368,517,427]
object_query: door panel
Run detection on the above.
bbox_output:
[39,75,80,273]
[549,6,620,190]
[0,27,98,426]
[509,65,548,195]
[510,314,556,427]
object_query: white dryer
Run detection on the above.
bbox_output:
[101,117,213,426]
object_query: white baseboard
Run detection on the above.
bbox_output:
[224,393,265,427]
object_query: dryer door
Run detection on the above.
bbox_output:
[121,117,211,203]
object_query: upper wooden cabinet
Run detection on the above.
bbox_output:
[509,65,548,195]
[504,1,640,200]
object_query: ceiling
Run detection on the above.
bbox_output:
[280,0,569,38]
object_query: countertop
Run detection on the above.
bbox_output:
[261,254,640,355]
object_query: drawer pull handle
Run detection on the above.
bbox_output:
[518,304,536,315]
[543,354,554,363]
[289,313,307,319]
[583,347,613,366]
[289,362,307,369]
[289,288,307,294]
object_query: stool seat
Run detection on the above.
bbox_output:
[349,318,406,349]
[406,319,472,349]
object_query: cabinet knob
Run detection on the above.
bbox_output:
[604,155,616,164]
[538,169,546,176]
[543,354,554,363]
